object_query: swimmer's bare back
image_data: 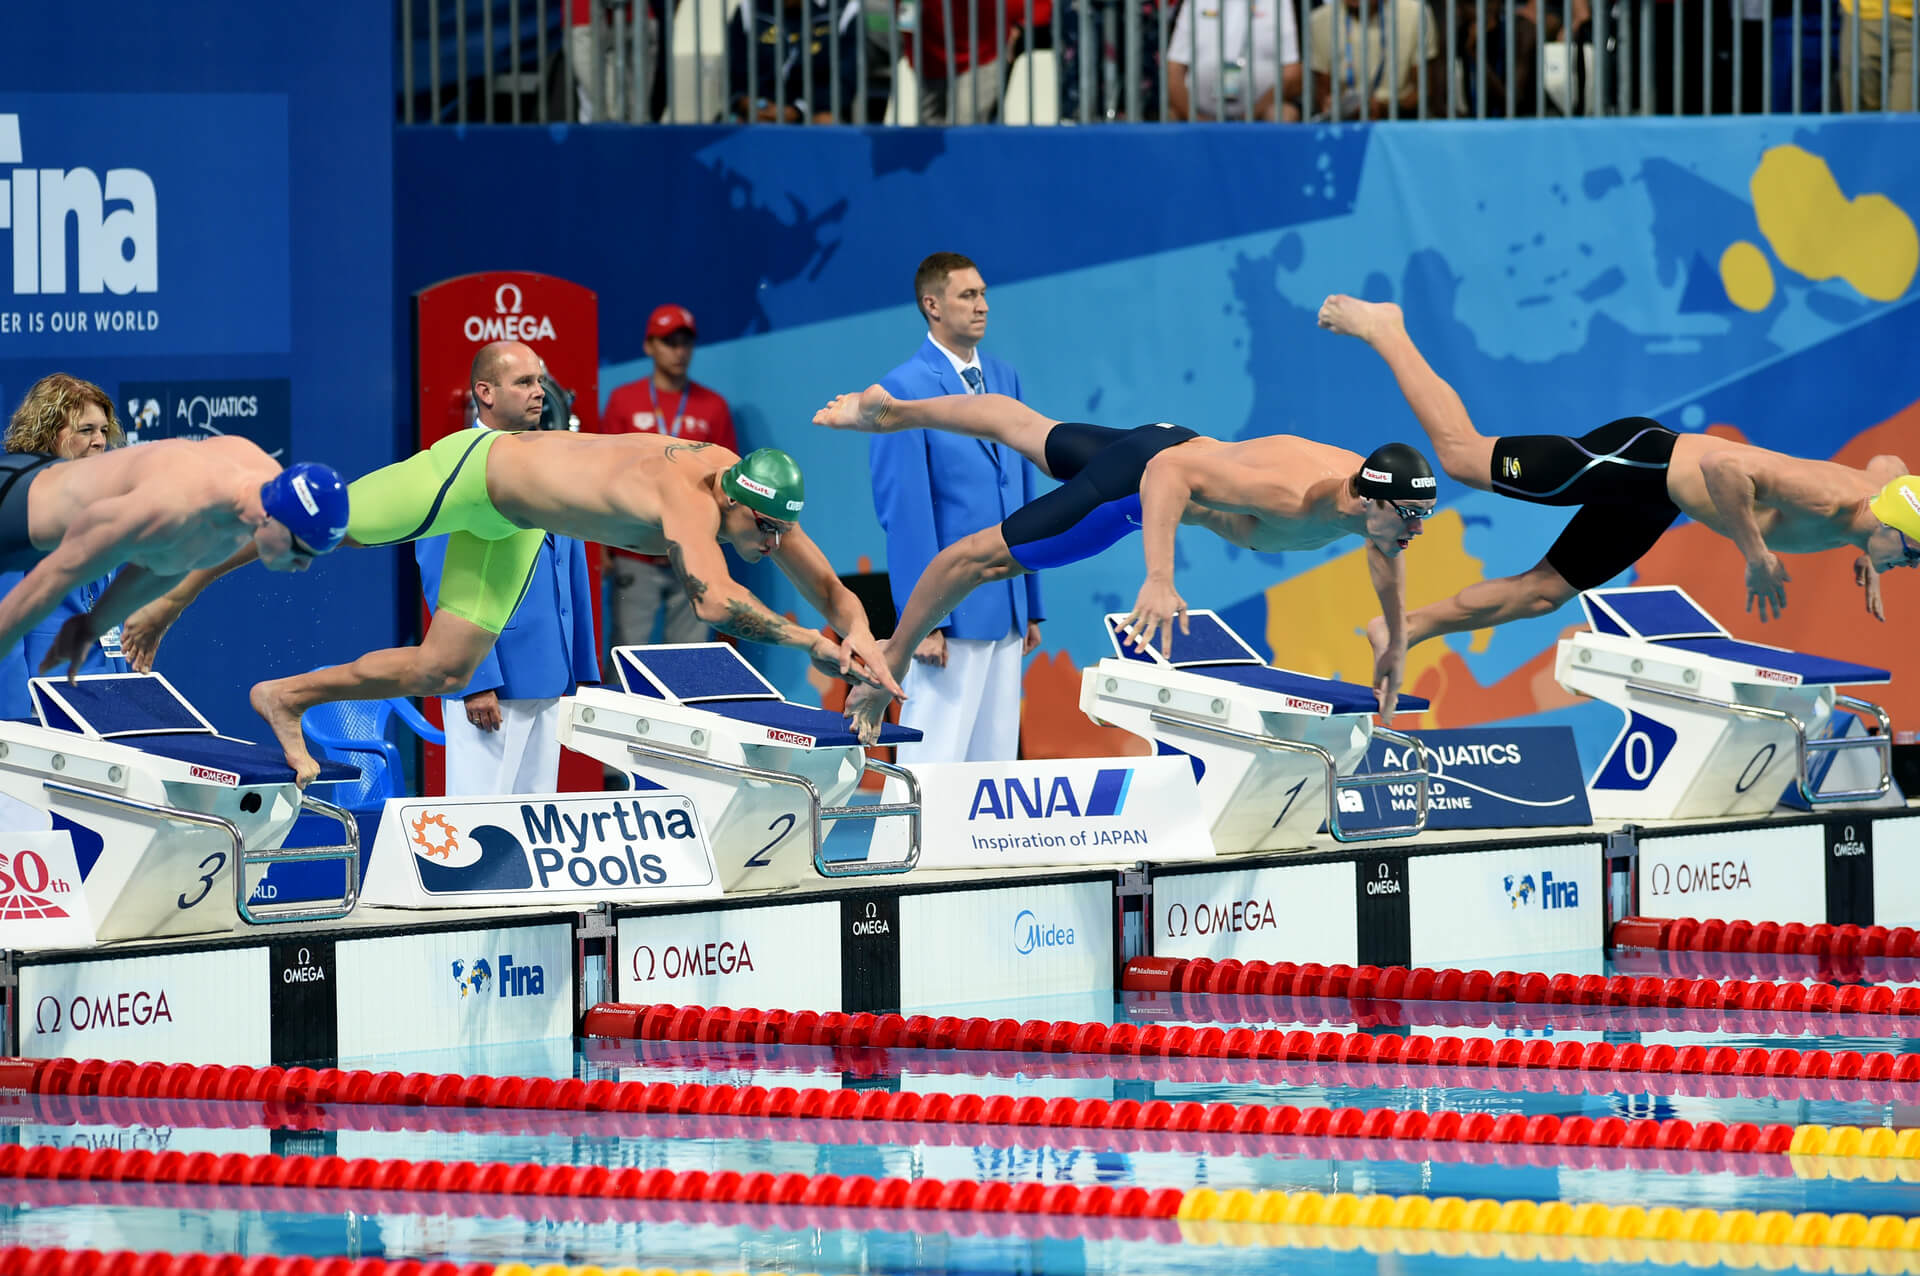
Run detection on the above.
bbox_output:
[1666,433,1891,553]
[1177,435,1369,552]
[481,431,741,554]
[29,435,281,573]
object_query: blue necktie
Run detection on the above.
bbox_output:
[960,366,1002,475]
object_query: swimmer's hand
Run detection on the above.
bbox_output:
[1744,551,1790,622]
[121,595,185,672]
[1373,640,1406,720]
[844,680,895,747]
[1855,554,1886,622]
[39,614,98,682]
[1122,578,1189,658]
[913,630,948,668]
[811,633,907,701]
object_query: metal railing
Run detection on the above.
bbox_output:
[401,0,1918,124]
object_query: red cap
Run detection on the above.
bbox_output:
[647,304,697,339]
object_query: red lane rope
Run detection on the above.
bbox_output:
[1121,955,1920,1017]
[0,1061,1800,1177]
[0,1142,1185,1222]
[0,1179,1180,1244]
[580,1002,1920,1097]
[1612,917,1918,956]
[0,1250,490,1276]
[587,1036,1919,1104]
[1125,989,1919,1039]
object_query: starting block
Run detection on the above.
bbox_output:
[558,644,924,890]
[1556,586,1893,820]
[0,673,362,945]
[1079,611,1434,850]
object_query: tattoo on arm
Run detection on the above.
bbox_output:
[666,542,708,606]
[664,441,713,463]
[718,597,789,644]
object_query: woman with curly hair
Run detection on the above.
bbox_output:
[0,374,131,717]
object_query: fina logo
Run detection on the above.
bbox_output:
[968,768,1132,820]
[450,954,546,999]
[1012,908,1075,955]
[0,115,157,296]
[1503,871,1579,910]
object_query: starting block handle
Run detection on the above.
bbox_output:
[44,780,362,926]
[626,741,923,878]
[1625,681,1893,806]
[1147,712,1431,843]
[235,793,361,926]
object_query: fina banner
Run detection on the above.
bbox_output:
[876,756,1213,870]
[0,94,291,357]
[362,792,722,908]
[1338,726,1591,832]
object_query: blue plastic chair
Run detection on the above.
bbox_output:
[302,691,447,815]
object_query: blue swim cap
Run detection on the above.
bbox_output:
[260,462,350,554]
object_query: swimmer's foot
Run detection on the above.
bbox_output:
[251,678,320,788]
[1317,295,1405,346]
[813,384,900,433]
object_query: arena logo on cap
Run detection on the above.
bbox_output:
[1410,475,1437,489]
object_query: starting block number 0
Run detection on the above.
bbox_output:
[1621,732,1658,783]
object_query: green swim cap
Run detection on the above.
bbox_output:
[721,448,806,520]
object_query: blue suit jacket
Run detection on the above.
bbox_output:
[0,572,129,721]
[871,339,1045,642]
[415,532,601,701]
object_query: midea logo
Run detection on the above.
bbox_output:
[1013,908,1075,956]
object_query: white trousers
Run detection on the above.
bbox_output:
[442,696,563,796]
[895,633,1024,765]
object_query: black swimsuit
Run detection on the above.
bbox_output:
[0,453,59,573]
[1488,417,1681,591]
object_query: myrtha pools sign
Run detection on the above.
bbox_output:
[363,793,722,908]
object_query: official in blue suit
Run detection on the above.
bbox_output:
[415,418,601,795]
[869,253,1043,763]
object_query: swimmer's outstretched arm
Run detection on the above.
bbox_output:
[36,564,185,677]
[1700,450,1799,622]
[117,541,262,671]
[0,496,143,660]
[1365,542,1409,718]
[660,502,906,699]
[768,526,904,698]
[1123,449,1203,656]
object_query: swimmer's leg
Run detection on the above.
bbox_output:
[1367,559,1579,666]
[251,614,500,787]
[816,387,1067,476]
[846,525,1028,743]
[1318,295,1495,491]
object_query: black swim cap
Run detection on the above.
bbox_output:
[1355,442,1437,502]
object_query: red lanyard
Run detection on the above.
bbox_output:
[647,382,691,438]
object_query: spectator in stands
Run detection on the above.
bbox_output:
[572,0,643,121]
[727,0,864,121]
[1304,0,1448,118]
[0,374,129,719]
[1455,0,1541,115]
[1056,0,1166,121]
[910,0,1049,122]
[595,304,737,667]
[1839,0,1913,110]
[1167,0,1302,120]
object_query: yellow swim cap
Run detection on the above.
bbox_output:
[1870,475,1920,542]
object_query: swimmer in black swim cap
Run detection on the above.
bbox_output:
[815,383,1437,735]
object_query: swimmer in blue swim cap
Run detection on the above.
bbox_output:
[0,436,348,677]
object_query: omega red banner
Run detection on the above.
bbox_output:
[413,271,603,794]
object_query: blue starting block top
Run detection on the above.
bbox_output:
[1580,586,1888,686]
[28,674,359,785]
[1101,611,1431,715]
[612,644,921,747]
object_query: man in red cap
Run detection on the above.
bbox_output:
[595,303,738,663]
